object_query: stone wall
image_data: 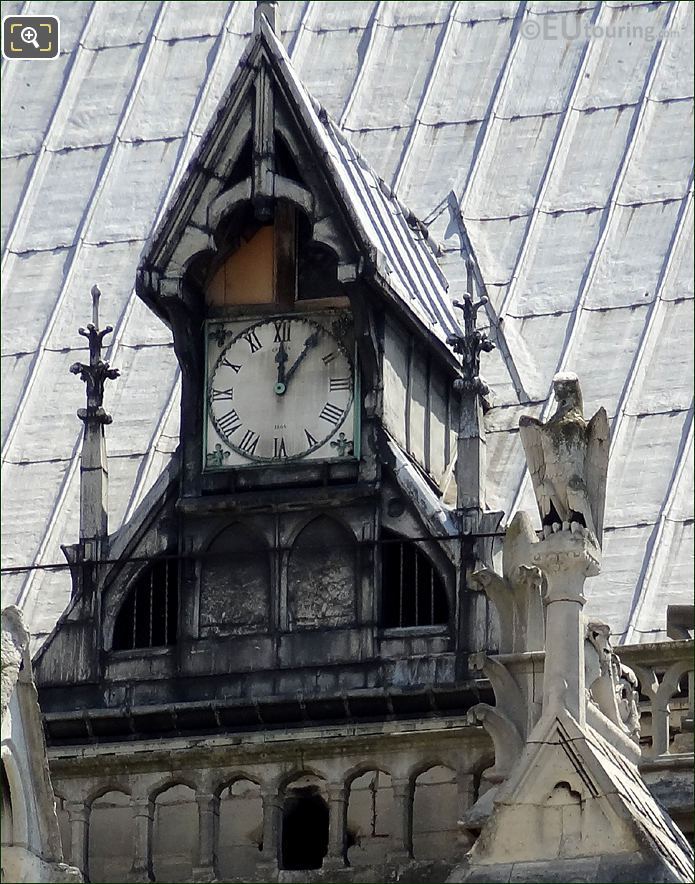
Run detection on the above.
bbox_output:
[49,720,489,883]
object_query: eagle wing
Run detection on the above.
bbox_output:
[519,416,552,523]
[586,407,609,544]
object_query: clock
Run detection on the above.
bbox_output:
[204,313,356,468]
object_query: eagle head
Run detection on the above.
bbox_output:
[552,371,583,415]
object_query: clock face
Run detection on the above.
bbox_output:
[205,314,355,466]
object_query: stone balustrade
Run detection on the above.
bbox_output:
[620,639,694,758]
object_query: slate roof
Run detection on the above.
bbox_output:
[1,1,693,647]
[139,15,460,347]
[584,723,695,882]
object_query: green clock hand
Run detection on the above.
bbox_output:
[284,331,319,387]
[274,341,288,395]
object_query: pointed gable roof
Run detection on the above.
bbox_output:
[137,15,460,352]
[583,723,694,883]
[462,709,695,884]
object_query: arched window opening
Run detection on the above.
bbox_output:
[1,765,13,847]
[380,531,448,629]
[153,784,197,883]
[112,558,178,651]
[347,770,394,867]
[88,790,134,883]
[281,787,328,870]
[217,779,263,879]
[412,766,458,861]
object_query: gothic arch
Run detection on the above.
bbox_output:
[214,771,263,797]
[88,789,134,884]
[0,745,27,848]
[283,510,357,550]
[380,530,450,629]
[279,772,328,871]
[152,783,198,883]
[199,523,271,636]
[343,761,392,789]
[412,764,459,861]
[346,768,395,867]
[287,515,357,630]
[149,776,200,804]
[217,777,264,880]
[277,767,328,795]
[86,781,132,808]
[111,557,178,651]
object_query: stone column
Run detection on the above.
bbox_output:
[129,797,154,883]
[259,787,282,870]
[390,778,413,862]
[193,793,218,882]
[456,773,477,849]
[324,783,348,868]
[533,530,600,726]
[66,801,90,880]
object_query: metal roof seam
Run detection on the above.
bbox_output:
[121,369,181,525]
[504,0,682,525]
[9,1,238,609]
[1,8,161,467]
[337,0,384,130]
[623,412,694,643]
[608,179,694,456]
[390,1,460,194]
[457,0,529,215]
[497,2,604,321]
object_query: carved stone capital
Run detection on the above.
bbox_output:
[531,525,601,584]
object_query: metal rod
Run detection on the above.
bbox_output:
[430,566,435,625]
[399,543,404,628]
[414,548,419,627]
[164,560,169,645]
[149,569,154,647]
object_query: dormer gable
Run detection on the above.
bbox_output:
[136,14,459,359]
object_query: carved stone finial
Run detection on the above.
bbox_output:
[254,0,279,33]
[69,284,120,424]
[447,273,495,396]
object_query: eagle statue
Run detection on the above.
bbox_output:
[519,372,609,546]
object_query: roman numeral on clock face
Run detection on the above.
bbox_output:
[211,387,234,401]
[304,429,318,448]
[242,329,263,353]
[221,358,242,373]
[273,321,291,343]
[322,352,336,365]
[217,409,242,436]
[273,436,288,458]
[319,402,344,426]
[329,377,350,391]
[239,429,260,455]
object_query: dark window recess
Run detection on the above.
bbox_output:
[224,135,253,189]
[380,531,449,628]
[274,131,304,185]
[112,559,178,651]
[281,789,328,870]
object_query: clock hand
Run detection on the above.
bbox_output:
[274,341,288,395]
[284,330,319,387]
